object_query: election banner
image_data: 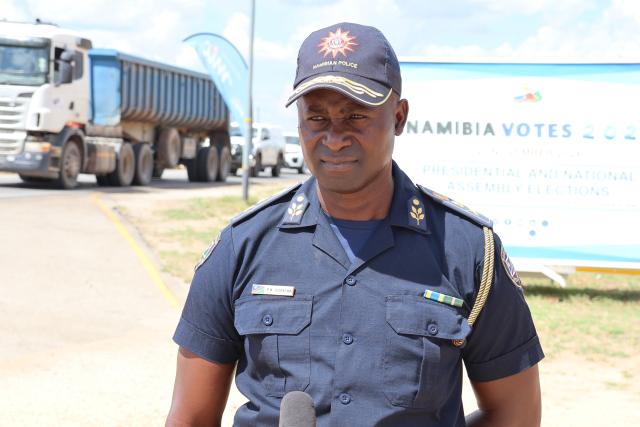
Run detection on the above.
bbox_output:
[395,61,640,274]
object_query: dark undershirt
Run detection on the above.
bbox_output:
[325,213,386,264]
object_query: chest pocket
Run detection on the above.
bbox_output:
[383,295,471,411]
[234,295,313,397]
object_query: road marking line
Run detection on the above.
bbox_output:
[91,193,179,309]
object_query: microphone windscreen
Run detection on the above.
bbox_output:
[278,391,317,427]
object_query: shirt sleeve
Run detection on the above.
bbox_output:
[173,226,242,364]
[462,233,544,382]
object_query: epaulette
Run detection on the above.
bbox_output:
[418,184,493,229]
[230,183,303,226]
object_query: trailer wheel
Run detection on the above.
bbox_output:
[196,146,219,182]
[107,143,135,187]
[217,145,231,182]
[132,144,153,186]
[185,158,199,182]
[152,164,164,179]
[157,128,181,168]
[55,141,81,189]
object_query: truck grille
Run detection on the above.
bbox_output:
[0,96,28,155]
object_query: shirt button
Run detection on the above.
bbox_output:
[427,323,438,335]
[344,276,357,286]
[342,333,354,345]
[262,314,273,326]
[339,393,351,405]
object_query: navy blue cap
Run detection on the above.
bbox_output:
[286,22,401,107]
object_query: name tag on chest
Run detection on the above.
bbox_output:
[251,284,296,297]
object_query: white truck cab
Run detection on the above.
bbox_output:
[0,21,91,185]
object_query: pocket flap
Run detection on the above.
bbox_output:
[235,295,313,335]
[386,295,470,340]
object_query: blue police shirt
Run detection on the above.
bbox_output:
[173,163,544,426]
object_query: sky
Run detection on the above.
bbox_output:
[2,0,640,130]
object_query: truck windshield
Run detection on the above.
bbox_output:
[0,38,50,86]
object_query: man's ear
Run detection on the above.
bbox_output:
[394,99,409,136]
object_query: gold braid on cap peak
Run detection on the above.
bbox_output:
[293,75,385,98]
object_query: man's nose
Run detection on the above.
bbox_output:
[322,119,352,151]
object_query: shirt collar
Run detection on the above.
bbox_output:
[278,162,429,235]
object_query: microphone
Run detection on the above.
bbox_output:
[278,391,317,427]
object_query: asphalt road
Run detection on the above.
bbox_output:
[0,167,305,199]
[0,168,302,426]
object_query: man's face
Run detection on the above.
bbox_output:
[297,89,406,194]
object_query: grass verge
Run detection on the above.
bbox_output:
[119,183,640,362]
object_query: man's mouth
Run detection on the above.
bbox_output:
[320,158,358,171]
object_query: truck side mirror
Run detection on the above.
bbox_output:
[55,50,74,85]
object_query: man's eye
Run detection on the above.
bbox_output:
[308,116,326,122]
[349,114,366,120]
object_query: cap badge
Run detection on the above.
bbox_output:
[318,28,357,58]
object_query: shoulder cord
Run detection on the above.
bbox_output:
[452,226,495,347]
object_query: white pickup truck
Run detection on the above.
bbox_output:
[230,122,286,177]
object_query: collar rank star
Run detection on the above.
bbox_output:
[407,197,427,231]
[282,194,309,225]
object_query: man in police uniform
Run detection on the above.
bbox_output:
[167,23,543,427]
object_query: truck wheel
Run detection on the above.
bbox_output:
[152,164,164,178]
[107,143,135,187]
[217,145,231,182]
[96,175,111,186]
[157,128,181,168]
[185,158,199,182]
[132,144,153,186]
[271,154,284,177]
[196,146,219,182]
[55,141,81,189]
[250,153,261,177]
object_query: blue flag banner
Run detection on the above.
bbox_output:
[184,33,248,134]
